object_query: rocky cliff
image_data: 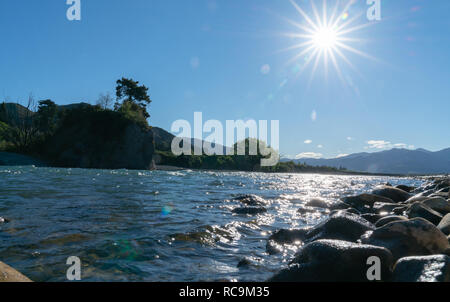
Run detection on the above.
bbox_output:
[40,107,155,170]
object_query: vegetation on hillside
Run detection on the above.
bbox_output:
[1,77,347,173]
[155,138,347,173]
[0,78,151,155]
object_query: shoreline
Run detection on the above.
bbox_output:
[1,151,445,178]
[266,175,450,282]
[1,170,448,282]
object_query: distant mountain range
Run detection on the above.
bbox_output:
[4,102,448,174]
[283,148,450,175]
[152,127,233,155]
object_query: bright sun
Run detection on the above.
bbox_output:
[312,27,338,49]
[279,0,377,84]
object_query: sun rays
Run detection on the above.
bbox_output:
[280,0,378,85]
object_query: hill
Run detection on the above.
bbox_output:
[285,148,450,174]
[39,106,155,170]
[151,126,232,155]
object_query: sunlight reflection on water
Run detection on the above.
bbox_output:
[0,167,423,281]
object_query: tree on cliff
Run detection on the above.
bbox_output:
[36,99,58,136]
[114,78,152,120]
[5,94,38,151]
[96,93,114,110]
[0,102,7,123]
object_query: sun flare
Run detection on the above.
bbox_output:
[279,0,378,85]
[312,27,338,49]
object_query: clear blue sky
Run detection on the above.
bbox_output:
[1,0,449,158]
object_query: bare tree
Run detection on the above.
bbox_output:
[96,92,114,110]
[4,93,38,151]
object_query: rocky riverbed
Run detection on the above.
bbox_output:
[0,169,449,282]
[265,176,450,282]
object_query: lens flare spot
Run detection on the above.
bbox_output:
[161,205,174,217]
[260,64,271,75]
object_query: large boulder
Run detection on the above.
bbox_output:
[373,202,403,214]
[435,179,450,190]
[305,198,329,208]
[406,203,443,225]
[438,214,450,236]
[232,207,267,215]
[405,195,431,204]
[304,198,348,210]
[342,194,394,211]
[304,211,375,243]
[297,205,321,214]
[375,216,408,228]
[430,192,450,199]
[361,218,450,261]
[391,255,450,282]
[372,186,410,203]
[421,197,450,216]
[233,195,268,206]
[328,201,350,210]
[268,240,394,282]
[410,190,436,200]
[266,228,311,255]
[0,262,32,282]
[361,213,388,224]
[395,185,415,193]
[268,228,310,245]
[436,187,450,194]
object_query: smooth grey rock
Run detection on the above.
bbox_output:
[304,211,375,243]
[268,240,393,282]
[372,186,410,203]
[237,258,252,268]
[437,186,450,193]
[268,228,310,245]
[373,202,402,214]
[233,194,268,206]
[405,195,430,204]
[392,206,408,215]
[375,216,408,228]
[392,255,450,282]
[305,198,329,208]
[330,208,361,216]
[342,194,393,213]
[361,213,388,224]
[344,208,361,215]
[421,197,450,216]
[438,214,450,236]
[328,201,350,210]
[266,228,311,255]
[430,192,449,199]
[435,179,450,190]
[232,207,267,215]
[0,262,32,282]
[361,218,450,261]
[395,185,415,193]
[297,206,320,214]
[406,202,443,225]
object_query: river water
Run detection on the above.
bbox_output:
[0,166,423,281]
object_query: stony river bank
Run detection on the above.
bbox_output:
[0,173,449,282]
[255,176,450,282]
